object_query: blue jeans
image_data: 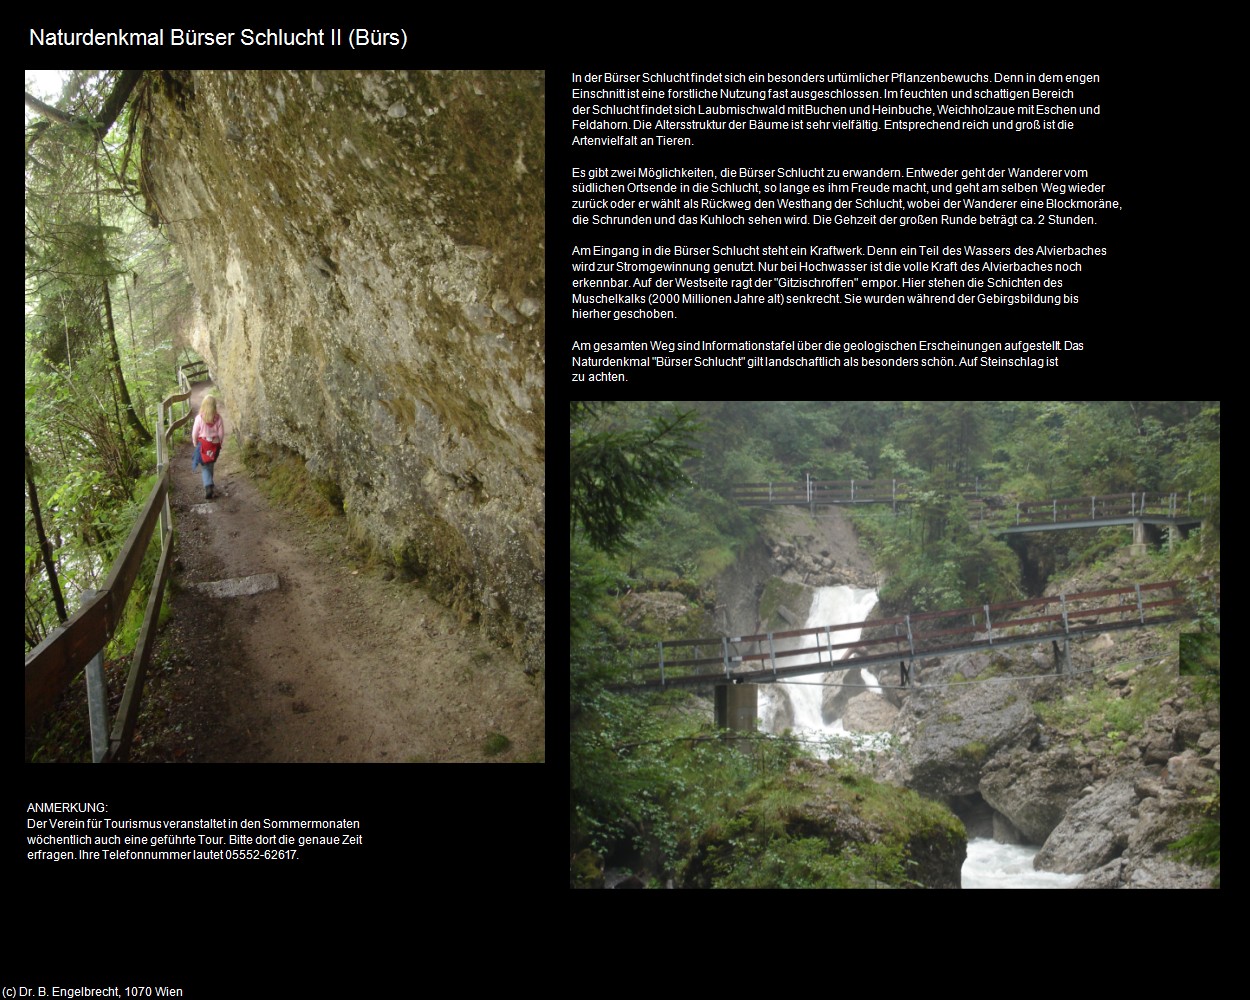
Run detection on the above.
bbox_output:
[200,461,215,487]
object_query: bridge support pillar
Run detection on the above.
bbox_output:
[1167,523,1189,551]
[1130,520,1149,556]
[715,683,757,732]
[1051,638,1071,674]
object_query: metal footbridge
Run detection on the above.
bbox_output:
[729,478,1208,537]
[614,581,1184,691]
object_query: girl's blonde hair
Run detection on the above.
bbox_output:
[201,395,218,421]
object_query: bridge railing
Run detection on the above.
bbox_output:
[619,581,1183,689]
[729,477,986,509]
[977,491,1207,526]
[174,360,209,433]
[731,480,1208,528]
[24,373,199,761]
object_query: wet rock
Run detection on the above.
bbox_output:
[841,691,899,733]
[1080,855,1215,889]
[992,811,1026,844]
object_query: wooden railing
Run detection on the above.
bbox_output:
[618,582,1184,690]
[24,364,204,761]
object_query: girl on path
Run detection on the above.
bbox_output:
[192,394,225,500]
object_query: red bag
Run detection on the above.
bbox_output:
[199,438,219,463]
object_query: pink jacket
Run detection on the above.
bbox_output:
[193,413,224,446]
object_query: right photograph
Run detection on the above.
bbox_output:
[570,401,1219,888]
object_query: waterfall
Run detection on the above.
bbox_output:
[758,585,879,738]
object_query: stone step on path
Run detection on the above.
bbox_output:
[190,573,280,598]
[190,484,228,516]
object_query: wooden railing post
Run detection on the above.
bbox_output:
[79,589,110,763]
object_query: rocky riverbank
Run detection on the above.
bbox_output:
[873,550,1219,888]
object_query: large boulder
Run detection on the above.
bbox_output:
[1078,856,1215,889]
[1034,768,1147,873]
[978,745,1088,843]
[883,651,1038,799]
[842,691,900,733]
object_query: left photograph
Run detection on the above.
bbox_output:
[25,69,545,763]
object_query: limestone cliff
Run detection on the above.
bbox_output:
[141,70,544,667]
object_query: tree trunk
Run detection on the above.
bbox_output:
[92,146,151,446]
[101,276,152,444]
[25,445,68,626]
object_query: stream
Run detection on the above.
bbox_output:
[962,839,1082,888]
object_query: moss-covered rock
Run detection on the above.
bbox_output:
[570,848,605,889]
[681,758,965,889]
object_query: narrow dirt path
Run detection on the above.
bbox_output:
[157,382,544,763]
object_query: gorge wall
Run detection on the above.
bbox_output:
[141,70,545,667]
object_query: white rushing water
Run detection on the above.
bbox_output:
[961,839,1083,889]
[758,585,879,741]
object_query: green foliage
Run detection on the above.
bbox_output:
[709,835,908,889]
[1168,776,1220,879]
[26,73,193,654]
[621,486,748,591]
[853,500,1021,612]
[1034,658,1175,743]
[899,401,988,479]
[1179,632,1220,679]
[689,759,961,888]
[570,402,697,554]
[1179,631,1220,706]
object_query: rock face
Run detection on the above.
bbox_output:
[1036,739,1221,887]
[142,70,544,667]
[876,608,1219,887]
[1033,768,1146,872]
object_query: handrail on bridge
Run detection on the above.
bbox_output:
[619,581,1185,690]
[24,363,207,762]
[730,479,1209,527]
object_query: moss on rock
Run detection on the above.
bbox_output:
[682,759,966,889]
